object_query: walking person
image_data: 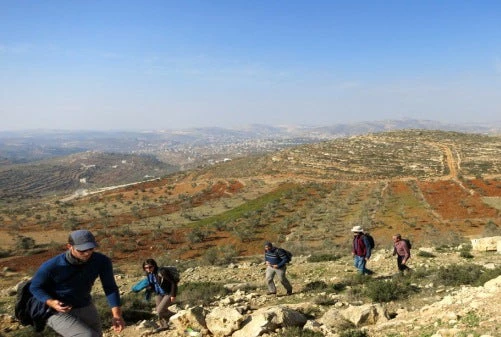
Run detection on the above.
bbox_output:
[351,225,373,275]
[142,259,178,331]
[392,234,411,274]
[29,229,125,337]
[264,241,293,296]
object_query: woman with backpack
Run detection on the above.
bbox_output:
[142,259,178,330]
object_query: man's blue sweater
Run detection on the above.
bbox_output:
[30,251,120,308]
[265,247,288,268]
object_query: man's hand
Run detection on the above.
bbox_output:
[111,306,125,333]
[111,317,125,332]
[46,299,72,313]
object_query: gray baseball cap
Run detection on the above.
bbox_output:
[69,230,98,251]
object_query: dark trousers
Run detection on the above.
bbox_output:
[397,255,410,272]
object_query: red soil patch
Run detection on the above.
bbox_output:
[465,179,501,197]
[418,180,499,220]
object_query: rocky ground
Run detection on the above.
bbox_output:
[1,244,500,337]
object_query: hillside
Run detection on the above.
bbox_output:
[0,130,500,273]
[1,129,501,336]
[0,152,178,199]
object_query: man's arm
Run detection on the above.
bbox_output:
[111,306,125,332]
[402,241,411,263]
[98,255,125,333]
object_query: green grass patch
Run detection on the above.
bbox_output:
[189,186,296,228]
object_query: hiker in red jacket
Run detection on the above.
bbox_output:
[351,226,373,275]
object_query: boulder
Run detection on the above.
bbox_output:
[206,307,244,337]
[232,305,307,337]
[471,236,501,252]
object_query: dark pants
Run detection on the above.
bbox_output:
[397,255,410,272]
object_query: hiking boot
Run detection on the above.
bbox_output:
[286,291,293,296]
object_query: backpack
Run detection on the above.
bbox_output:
[158,266,180,284]
[15,280,33,326]
[278,248,293,263]
[14,280,52,332]
[403,238,412,249]
[364,233,375,250]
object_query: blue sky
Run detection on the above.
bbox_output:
[1,1,500,131]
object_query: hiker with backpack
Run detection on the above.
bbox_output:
[392,234,411,274]
[142,258,178,331]
[28,230,125,337]
[264,241,293,296]
[351,225,374,275]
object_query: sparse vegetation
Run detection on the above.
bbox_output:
[177,282,229,306]
[277,327,325,337]
[363,277,418,303]
[433,263,501,287]
[1,130,501,337]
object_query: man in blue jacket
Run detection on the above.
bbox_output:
[30,229,125,337]
[264,241,292,296]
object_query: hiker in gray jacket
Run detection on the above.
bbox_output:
[264,241,292,296]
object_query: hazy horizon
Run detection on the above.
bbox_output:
[2,1,501,131]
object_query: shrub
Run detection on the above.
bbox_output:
[303,280,330,292]
[459,250,474,259]
[340,329,368,337]
[460,311,480,328]
[120,292,156,323]
[364,278,418,303]
[0,249,11,258]
[307,253,341,263]
[178,282,229,306]
[201,245,238,266]
[475,266,501,285]
[14,235,36,250]
[416,250,436,258]
[459,243,474,259]
[434,264,484,287]
[277,327,324,337]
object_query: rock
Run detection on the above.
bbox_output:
[471,237,501,252]
[232,305,307,337]
[170,306,208,332]
[205,307,244,337]
[340,303,389,327]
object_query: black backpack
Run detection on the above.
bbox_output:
[364,233,375,250]
[15,280,33,326]
[403,238,412,249]
[14,280,52,332]
[278,248,293,263]
[158,266,180,284]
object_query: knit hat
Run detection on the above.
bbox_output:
[264,241,273,248]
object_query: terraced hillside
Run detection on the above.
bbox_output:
[0,130,500,275]
[0,152,178,199]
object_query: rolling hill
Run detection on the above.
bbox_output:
[0,130,501,274]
